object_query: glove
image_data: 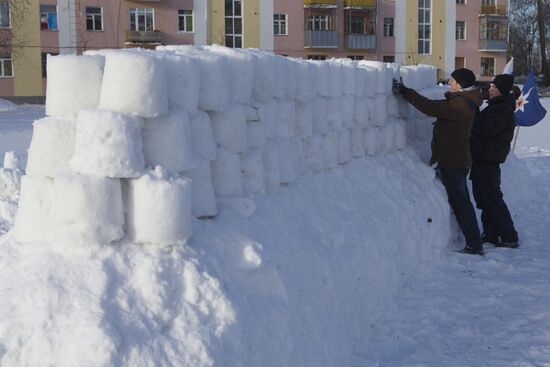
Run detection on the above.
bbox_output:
[392,78,410,95]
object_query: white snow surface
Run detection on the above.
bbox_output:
[1,61,550,366]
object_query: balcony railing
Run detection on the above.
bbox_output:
[304,30,338,48]
[480,5,507,16]
[126,30,162,43]
[344,0,376,8]
[478,38,507,51]
[304,0,337,8]
[345,34,376,49]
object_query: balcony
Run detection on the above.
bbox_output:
[345,34,376,49]
[480,5,507,16]
[126,30,162,44]
[478,38,507,52]
[304,30,338,48]
[344,0,376,9]
[304,0,337,9]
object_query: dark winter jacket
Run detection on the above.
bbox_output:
[470,94,516,165]
[403,88,483,168]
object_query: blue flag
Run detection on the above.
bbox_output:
[515,67,547,126]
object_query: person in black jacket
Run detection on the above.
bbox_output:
[469,74,519,248]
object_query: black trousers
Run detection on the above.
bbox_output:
[470,164,518,243]
[437,167,482,248]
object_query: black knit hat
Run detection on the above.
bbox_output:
[491,74,514,96]
[451,68,476,89]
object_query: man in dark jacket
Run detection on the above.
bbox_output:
[394,68,484,255]
[469,74,519,248]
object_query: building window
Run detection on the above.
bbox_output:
[455,56,465,69]
[456,0,465,4]
[0,53,12,77]
[86,7,103,31]
[350,16,365,34]
[348,55,364,60]
[308,55,326,60]
[456,21,465,40]
[480,20,506,40]
[40,5,58,30]
[482,0,494,5]
[129,8,154,32]
[384,18,394,37]
[178,10,193,32]
[306,15,335,31]
[383,55,395,63]
[480,57,495,76]
[225,0,242,48]
[418,0,431,54]
[0,1,10,29]
[41,52,59,78]
[274,14,288,35]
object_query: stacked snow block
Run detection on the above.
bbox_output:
[12,46,440,247]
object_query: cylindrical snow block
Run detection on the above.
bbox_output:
[364,127,380,156]
[314,97,329,135]
[341,95,355,128]
[350,126,365,158]
[354,66,367,98]
[285,59,299,100]
[257,100,278,139]
[99,52,168,118]
[206,45,256,104]
[70,109,145,178]
[340,60,356,95]
[49,174,124,245]
[394,118,407,150]
[358,65,377,98]
[296,61,315,102]
[211,148,244,197]
[127,168,192,245]
[295,100,314,138]
[253,52,276,102]
[354,97,369,127]
[143,111,197,173]
[373,95,387,127]
[327,97,344,132]
[278,138,298,185]
[381,123,396,153]
[323,132,339,169]
[13,175,53,243]
[338,129,351,164]
[328,60,342,97]
[304,134,325,174]
[194,52,231,112]
[263,141,281,193]
[313,61,331,97]
[46,54,104,117]
[273,56,287,100]
[26,117,76,178]
[386,94,400,118]
[360,61,387,94]
[210,105,248,154]
[247,120,266,150]
[182,160,217,218]
[163,53,200,115]
[242,150,265,194]
[190,112,217,162]
[277,100,296,138]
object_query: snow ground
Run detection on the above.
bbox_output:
[0,98,549,366]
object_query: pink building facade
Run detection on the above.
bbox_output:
[455,0,508,81]
[274,0,392,61]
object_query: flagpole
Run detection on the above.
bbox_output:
[512,126,520,152]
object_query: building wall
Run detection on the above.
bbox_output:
[12,0,42,97]
[377,0,395,61]
[455,0,508,81]
[396,0,454,79]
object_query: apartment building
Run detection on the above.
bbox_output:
[1,0,509,98]
[455,0,508,81]
[273,0,396,61]
[395,0,508,80]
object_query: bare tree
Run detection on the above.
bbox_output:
[0,0,33,57]
[536,0,550,84]
[509,0,538,75]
